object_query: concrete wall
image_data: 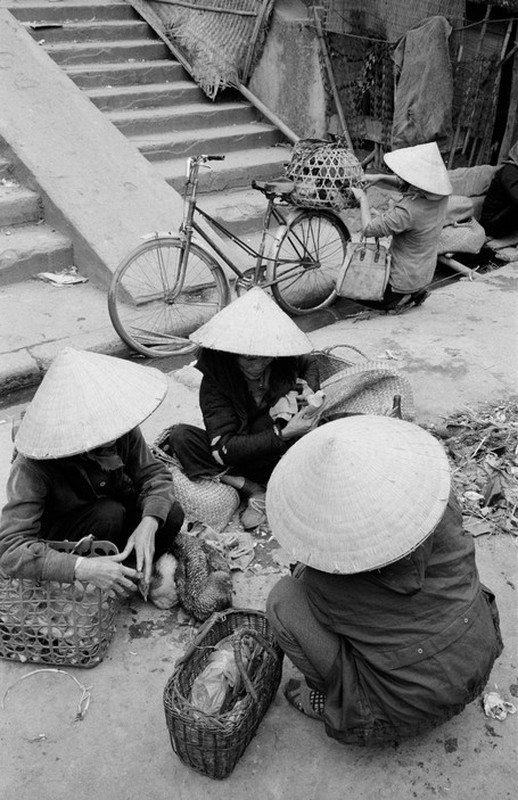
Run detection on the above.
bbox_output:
[0,10,184,289]
[249,0,327,139]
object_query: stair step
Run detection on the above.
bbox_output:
[45,39,169,66]
[85,81,205,111]
[24,20,156,43]
[66,59,186,88]
[0,224,73,286]
[133,123,284,161]
[152,146,291,193]
[200,188,271,237]
[107,102,256,136]
[0,186,42,226]
[10,2,137,23]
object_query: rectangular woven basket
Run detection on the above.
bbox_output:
[0,539,120,668]
[163,608,283,779]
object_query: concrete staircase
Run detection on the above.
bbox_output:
[0,152,73,286]
[9,0,291,240]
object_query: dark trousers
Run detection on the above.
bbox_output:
[45,497,184,560]
[169,423,280,486]
[266,574,340,691]
[358,283,423,311]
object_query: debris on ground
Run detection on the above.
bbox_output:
[35,267,88,286]
[431,399,518,537]
[1,668,92,723]
[482,690,517,720]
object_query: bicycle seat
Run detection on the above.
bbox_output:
[252,178,295,199]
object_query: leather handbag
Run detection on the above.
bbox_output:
[336,239,391,301]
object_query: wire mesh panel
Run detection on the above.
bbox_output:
[160,0,275,97]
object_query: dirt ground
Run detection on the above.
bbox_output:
[1,268,517,800]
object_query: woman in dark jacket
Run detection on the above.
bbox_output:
[266,416,503,744]
[0,348,183,593]
[168,288,322,529]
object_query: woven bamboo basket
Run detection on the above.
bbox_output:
[313,346,414,421]
[152,427,240,532]
[313,344,368,382]
[286,138,364,209]
[0,539,120,668]
[163,608,283,779]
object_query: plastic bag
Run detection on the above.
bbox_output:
[190,636,253,715]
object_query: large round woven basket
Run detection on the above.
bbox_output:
[321,361,415,422]
[286,138,364,209]
[152,429,240,532]
[163,608,283,779]
[0,539,120,668]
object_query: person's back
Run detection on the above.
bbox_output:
[366,192,449,292]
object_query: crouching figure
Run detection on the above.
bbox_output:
[0,348,183,594]
[266,416,503,744]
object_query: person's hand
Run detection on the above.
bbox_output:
[280,407,320,441]
[75,554,139,594]
[118,516,159,586]
[350,186,365,201]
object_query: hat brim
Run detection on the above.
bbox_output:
[266,416,451,573]
[15,348,168,459]
[189,287,314,357]
[384,143,453,196]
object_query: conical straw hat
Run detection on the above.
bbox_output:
[15,348,168,459]
[189,287,313,356]
[384,142,452,196]
[266,416,451,574]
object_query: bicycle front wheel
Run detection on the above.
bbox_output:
[270,209,350,315]
[108,236,228,357]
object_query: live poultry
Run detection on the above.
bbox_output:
[147,552,179,610]
[171,532,232,622]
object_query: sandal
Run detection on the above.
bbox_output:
[284,678,325,720]
[240,492,267,530]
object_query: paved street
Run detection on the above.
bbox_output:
[1,266,517,800]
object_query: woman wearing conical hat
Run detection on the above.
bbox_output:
[266,417,503,743]
[0,349,183,593]
[336,141,452,311]
[165,288,322,530]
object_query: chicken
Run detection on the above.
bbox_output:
[171,532,232,622]
[147,552,179,610]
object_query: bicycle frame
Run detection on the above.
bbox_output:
[175,156,326,293]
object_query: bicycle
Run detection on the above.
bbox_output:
[108,153,351,357]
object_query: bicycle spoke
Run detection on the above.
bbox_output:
[109,237,227,357]
[272,210,350,314]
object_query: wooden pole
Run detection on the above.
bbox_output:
[311,5,354,152]
[438,254,478,280]
[448,4,491,168]
[469,19,514,166]
[126,0,299,143]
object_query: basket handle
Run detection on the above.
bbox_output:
[320,344,367,361]
[232,628,279,702]
[173,609,275,669]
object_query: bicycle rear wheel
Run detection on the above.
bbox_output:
[270,209,350,315]
[108,236,228,357]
